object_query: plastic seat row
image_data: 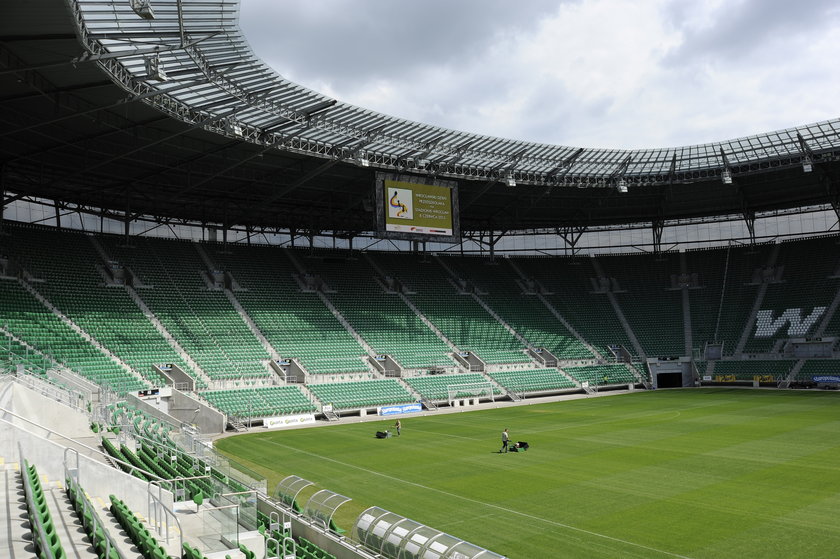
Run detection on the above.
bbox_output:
[109,495,169,559]
[23,459,67,559]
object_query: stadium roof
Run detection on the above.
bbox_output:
[2,0,840,236]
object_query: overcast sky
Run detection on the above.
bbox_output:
[240,0,840,150]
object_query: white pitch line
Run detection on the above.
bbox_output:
[259,438,695,559]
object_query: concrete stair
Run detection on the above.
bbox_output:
[0,463,32,559]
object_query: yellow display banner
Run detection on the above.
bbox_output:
[383,180,453,236]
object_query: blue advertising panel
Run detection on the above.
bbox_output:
[378,403,422,416]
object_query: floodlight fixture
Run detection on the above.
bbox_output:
[505,170,516,187]
[226,119,243,137]
[357,152,370,167]
[802,155,813,173]
[721,169,732,184]
[616,179,628,193]
[130,0,155,20]
[144,54,167,81]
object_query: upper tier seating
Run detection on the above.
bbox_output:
[0,278,147,394]
[702,243,774,354]
[597,252,685,357]
[745,236,840,353]
[204,244,369,374]
[99,235,269,379]
[6,221,840,409]
[439,256,593,360]
[513,256,635,358]
[301,250,453,370]
[2,225,191,387]
[371,253,530,364]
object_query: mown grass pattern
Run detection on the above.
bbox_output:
[216,389,840,559]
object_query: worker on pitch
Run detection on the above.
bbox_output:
[500,428,509,453]
[394,419,401,436]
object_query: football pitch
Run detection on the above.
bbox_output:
[215,389,840,559]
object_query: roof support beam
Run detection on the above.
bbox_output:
[742,209,756,245]
[558,225,588,257]
[719,148,734,184]
[546,148,584,182]
[300,100,337,123]
[651,218,664,254]
[1,77,207,139]
[0,33,220,77]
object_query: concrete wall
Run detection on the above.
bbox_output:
[0,380,173,514]
[168,389,226,434]
[4,381,92,438]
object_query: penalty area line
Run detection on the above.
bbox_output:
[259,438,694,559]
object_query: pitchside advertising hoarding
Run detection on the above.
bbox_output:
[378,403,422,416]
[375,173,460,243]
[263,413,316,429]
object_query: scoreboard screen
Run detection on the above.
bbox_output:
[375,173,460,243]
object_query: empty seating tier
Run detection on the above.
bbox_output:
[202,385,316,418]
[563,364,639,385]
[487,368,577,394]
[307,379,415,410]
[100,235,270,380]
[713,360,795,381]
[205,244,370,374]
[405,373,502,401]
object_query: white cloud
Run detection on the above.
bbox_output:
[240,0,840,149]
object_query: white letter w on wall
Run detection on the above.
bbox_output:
[754,307,827,338]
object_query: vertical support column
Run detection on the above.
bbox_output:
[124,205,131,245]
[0,164,5,234]
[54,199,61,228]
[489,232,495,263]
[651,219,664,254]
[825,172,840,224]
[742,209,756,245]
[558,225,587,257]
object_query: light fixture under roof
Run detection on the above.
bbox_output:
[226,120,243,137]
[130,0,155,20]
[721,169,733,184]
[802,155,813,173]
[144,54,167,81]
[616,179,628,193]
[505,170,516,187]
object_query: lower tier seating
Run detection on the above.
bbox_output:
[202,385,317,418]
[563,364,639,385]
[405,373,503,401]
[307,379,415,410]
[488,368,577,393]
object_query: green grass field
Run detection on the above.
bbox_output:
[215,389,840,559]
